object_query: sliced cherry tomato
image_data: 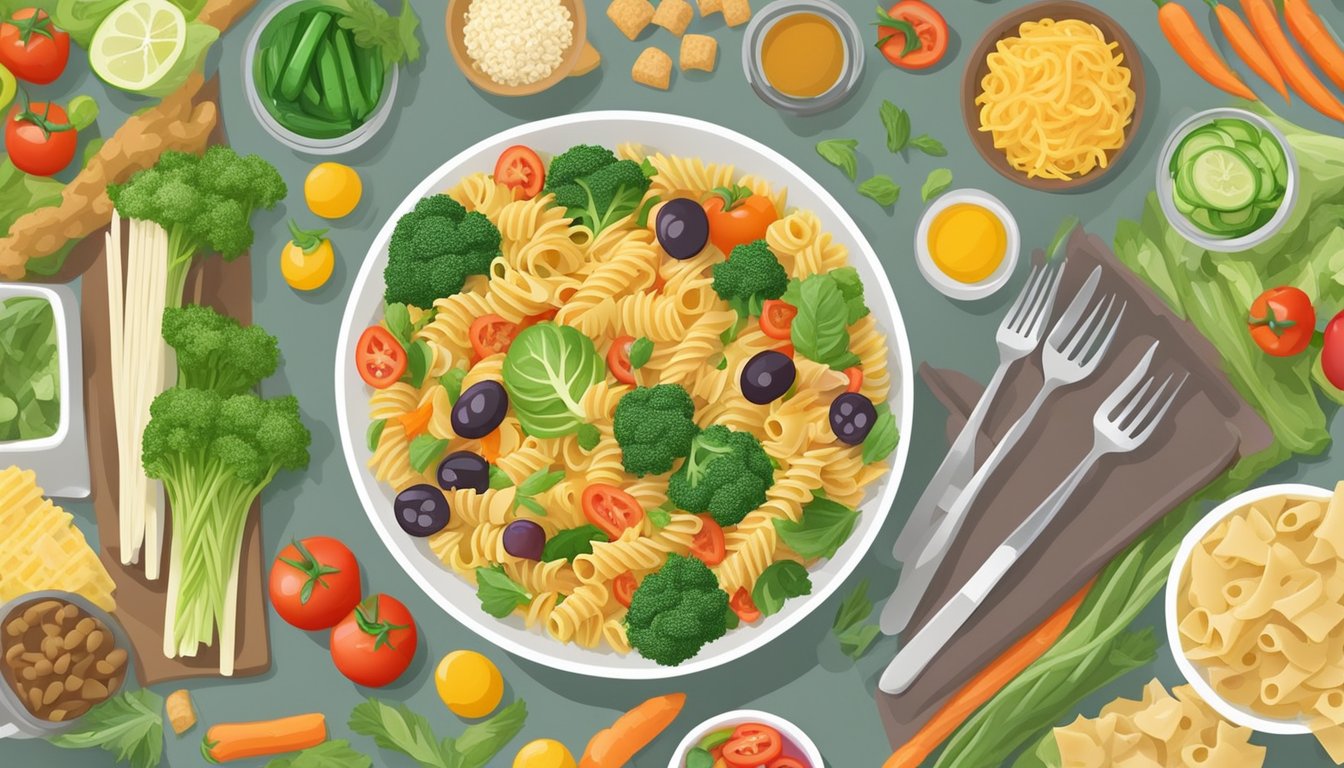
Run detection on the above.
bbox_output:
[690,515,726,566]
[768,759,807,768]
[521,308,558,328]
[6,99,75,176]
[729,587,761,624]
[494,145,545,200]
[1324,310,1344,391]
[582,483,644,539]
[1248,286,1314,358]
[776,343,795,358]
[469,314,521,358]
[760,299,797,340]
[356,325,407,389]
[0,9,69,84]
[722,723,783,766]
[607,335,637,385]
[703,185,778,256]
[330,594,417,687]
[876,1,949,70]
[844,367,863,393]
[269,537,362,631]
[612,571,638,608]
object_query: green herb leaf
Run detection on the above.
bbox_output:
[774,496,860,559]
[715,357,728,370]
[448,699,528,768]
[541,525,609,562]
[366,419,387,452]
[921,168,954,202]
[828,267,871,324]
[910,134,947,157]
[723,606,740,629]
[837,623,881,659]
[879,100,910,152]
[629,337,654,369]
[686,748,715,768]
[384,303,413,345]
[332,0,421,67]
[440,367,468,404]
[752,560,812,617]
[408,434,449,473]
[858,175,901,207]
[647,504,673,529]
[49,690,165,768]
[267,740,371,768]
[635,195,661,228]
[489,465,514,489]
[833,579,873,634]
[862,404,900,464]
[349,699,452,768]
[790,275,861,371]
[516,496,548,517]
[474,565,532,618]
[1047,216,1080,261]
[517,468,565,497]
[816,138,859,181]
[403,339,432,388]
[503,324,604,439]
[576,423,601,451]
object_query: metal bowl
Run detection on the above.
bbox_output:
[742,0,864,116]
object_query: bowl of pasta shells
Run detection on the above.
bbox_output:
[1168,482,1344,744]
[335,111,913,678]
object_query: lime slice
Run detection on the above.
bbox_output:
[1188,147,1258,212]
[89,0,187,93]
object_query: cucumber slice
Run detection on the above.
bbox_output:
[1187,147,1259,212]
[1173,193,1196,216]
[1212,206,1256,229]
[1213,118,1259,145]
[1172,129,1234,175]
[1175,162,1204,207]
[1259,132,1286,171]
[1234,141,1278,202]
[1188,208,1219,235]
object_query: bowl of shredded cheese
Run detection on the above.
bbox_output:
[446,0,597,97]
[962,1,1145,191]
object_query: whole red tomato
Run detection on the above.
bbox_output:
[703,186,778,256]
[0,8,69,84]
[6,100,76,176]
[1322,310,1344,391]
[269,537,362,631]
[330,594,417,687]
[1248,286,1315,357]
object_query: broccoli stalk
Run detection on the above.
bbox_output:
[668,425,775,526]
[142,388,310,673]
[625,554,730,666]
[383,194,502,308]
[544,144,652,235]
[161,305,279,395]
[613,384,699,476]
[711,240,788,320]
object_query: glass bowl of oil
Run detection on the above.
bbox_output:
[742,0,864,116]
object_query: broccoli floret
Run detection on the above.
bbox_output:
[543,144,652,235]
[613,384,699,476]
[625,554,730,666]
[668,425,775,526]
[711,239,789,320]
[383,193,502,308]
[161,305,279,396]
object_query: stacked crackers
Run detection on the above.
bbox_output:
[607,0,750,90]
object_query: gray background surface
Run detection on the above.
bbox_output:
[5,0,1344,765]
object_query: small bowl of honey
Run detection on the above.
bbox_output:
[915,189,1021,302]
[742,0,864,116]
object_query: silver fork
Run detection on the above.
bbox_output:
[881,266,1123,634]
[879,343,1186,694]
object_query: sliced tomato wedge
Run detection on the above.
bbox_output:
[729,587,761,624]
[607,335,637,385]
[356,325,407,389]
[876,1,949,70]
[844,367,863,393]
[690,515,726,566]
[722,723,783,766]
[469,314,520,358]
[494,145,545,199]
[767,758,808,768]
[760,299,797,340]
[613,571,638,608]
[776,343,795,359]
[582,484,644,539]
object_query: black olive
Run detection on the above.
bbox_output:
[393,484,450,536]
[656,198,710,260]
[451,381,508,439]
[830,392,878,445]
[502,519,546,561]
[437,451,490,492]
[740,350,796,404]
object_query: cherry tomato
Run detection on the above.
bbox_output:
[760,300,797,340]
[844,367,863,393]
[768,759,808,768]
[469,314,521,358]
[582,483,644,539]
[876,1,948,70]
[355,325,407,389]
[6,100,74,176]
[1323,310,1344,391]
[722,723,783,766]
[494,145,545,200]
[690,515,726,566]
[1248,286,1315,358]
[607,335,637,385]
[729,587,761,624]
[612,571,638,608]
[703,186,778,256]
[269,537,362,631]
[330,594,417,688]
[0,9,69,84]
[776,343,795,359]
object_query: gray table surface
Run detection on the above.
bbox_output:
[5,0,1344,765]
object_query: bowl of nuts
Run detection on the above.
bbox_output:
[0,591,131,739]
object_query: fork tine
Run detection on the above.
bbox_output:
[1072,298,1127,366]
[1024,260,1066,341]
[1124,373,1175,431]
[1128,374,1188,444]
[1085,301,1126,366]
[1046,266,1102,346]
[1114,373,1156,426]
[1099,341,1158,414]
[1064,294,1112,359]
[1004,262,1048,331]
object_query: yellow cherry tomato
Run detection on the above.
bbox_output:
[281,220,334,291]
[305,162,362,219]
[434,650,503,718]
[513,739,576,768]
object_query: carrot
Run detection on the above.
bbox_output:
[1153,0,1257,99]
[1205,0,1290,100]
[882,580,1095,768]
[844,367,864,393]
[1241,0,1344,121]
[1284,0,1344,93]
[201,713,327,763]
[397,399,435,441]
[580,693,686,768]
[479,428,501,462]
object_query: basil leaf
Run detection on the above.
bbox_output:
[791,276,861,371]
[518,468,565,497]
[450,699,528,768]
[837,623,881,659]
[752,561,812,618]
[541,525,609,562]
[408,434,449,473]
[629,337,654,369]
[774,496,860,559]
[402,339,431,388]
[858,175,901,207]
[516,496,548,517]
[348,699,451,768]
[474,565,532,618]
[266,740,371,768]
[489,465,514,489]
[862,404,900,464]
[647,505,672,529]
[833,579,874,634]
[384,303,413,346]
[367,419,387,452]
[921,167,954,202]
[829,267,871,324]
[576,423,601,451]
[440,367,468,405]
[879,100,910,152]
[815,138,859,181]
[910,134,947,157]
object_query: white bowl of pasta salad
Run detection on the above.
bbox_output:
[334,111,914,679]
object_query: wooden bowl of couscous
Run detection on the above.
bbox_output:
[447,0,599,96]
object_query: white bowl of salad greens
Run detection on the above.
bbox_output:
[1157,108,1297,253]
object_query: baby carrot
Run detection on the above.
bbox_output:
[1153,0,1256,100]
[201,713,327,763]
[1241,0,1344,121]
[1283,0,1344,93]
[1205,0,1290,100]
[580,693,686,768]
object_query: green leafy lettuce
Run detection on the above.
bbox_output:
[48,690,165,768]
[502,322,603,440]
[349,698,526,768]
[0,296,60,442]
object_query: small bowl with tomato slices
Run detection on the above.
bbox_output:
[669,710,821,768]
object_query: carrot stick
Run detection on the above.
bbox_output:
[202,713,327,763]
[1205,0,1290,100]
[1241,0,1344,121]
[397,399,435,441]
[882,580,1095,768]
[1284,0,1344,93]
[1154,0,1257,99]
[479,428,501,462]
[580,693,686,768]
